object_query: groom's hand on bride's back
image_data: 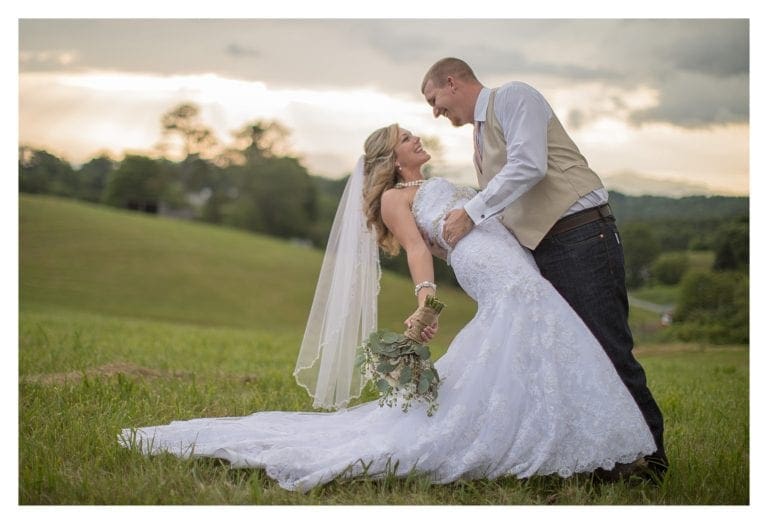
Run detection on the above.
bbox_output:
[442,209,474,247]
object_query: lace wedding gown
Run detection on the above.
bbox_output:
[119,178,656,492]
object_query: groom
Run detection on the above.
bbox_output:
[420,57,668,481]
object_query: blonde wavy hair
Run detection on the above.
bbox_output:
[362,123,401,256]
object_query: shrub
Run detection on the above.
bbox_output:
[670,270,748,344]
[713,220,749,271]
[621,223,661,288]
[652,252,690,285]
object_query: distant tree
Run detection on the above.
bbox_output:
[103,155,169,213]
[77,154,116,202]
[158,102,218,159]
[610,192,748,225]
[19,146,78,196]
[223,120,292,166]
[199,188,229,224]
[176,155,218,193]
[306,174,350,248]
[672,269,748,344]
[621,223,661,288]
[676,270,734,319]
[222,156,318,238]
[651,252,690,286]
[713,219,749,271]
[648,219,721,252]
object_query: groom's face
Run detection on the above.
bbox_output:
[423,78,468,127]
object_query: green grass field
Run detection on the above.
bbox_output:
[19,195,749,504]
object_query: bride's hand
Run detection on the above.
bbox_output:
[421,321,438,342]
[405,311,439,342]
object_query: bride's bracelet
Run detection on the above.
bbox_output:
[414,281,437,296]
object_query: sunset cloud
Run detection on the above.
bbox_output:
[18,18,750,195]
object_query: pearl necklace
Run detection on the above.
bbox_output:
[394,179,425,189]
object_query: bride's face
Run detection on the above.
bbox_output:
[394,128,431,169]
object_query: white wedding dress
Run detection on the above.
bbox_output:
[119,178,656,492]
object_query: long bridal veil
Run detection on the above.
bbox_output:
[293,156,381,409]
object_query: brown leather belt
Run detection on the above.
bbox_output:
[544,204,614,238]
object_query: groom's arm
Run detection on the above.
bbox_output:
[463,82,551,227]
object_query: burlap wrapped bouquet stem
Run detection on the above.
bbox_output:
[404,305,440,342]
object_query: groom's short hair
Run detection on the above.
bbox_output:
[421,58,479,93]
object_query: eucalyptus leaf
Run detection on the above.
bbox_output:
[377,361,396,374]
[398,366,412,385]
[376,379,391,393]
[418,375,430,394]
[381,332,400,344]
[370,338,384,351]
[414,345,430,359]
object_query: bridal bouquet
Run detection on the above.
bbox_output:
[355,295,445,416]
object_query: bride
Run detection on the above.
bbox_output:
[119,124,656,492]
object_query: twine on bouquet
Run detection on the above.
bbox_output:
[404,296,444,342]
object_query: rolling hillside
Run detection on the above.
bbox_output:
[20,194,478,348]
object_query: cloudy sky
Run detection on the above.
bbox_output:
[17,15,751,196]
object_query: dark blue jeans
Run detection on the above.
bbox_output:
[532,217,667,471]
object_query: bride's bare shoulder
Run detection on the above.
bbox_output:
[380,188,414,226]
[380,188,410,208]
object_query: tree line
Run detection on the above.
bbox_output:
[19,102,459,286]
[21,105,329,245]
[19,102,748,343]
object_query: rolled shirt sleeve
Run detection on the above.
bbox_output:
[464,83,552,225]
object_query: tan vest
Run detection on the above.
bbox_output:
[477,89,604,249]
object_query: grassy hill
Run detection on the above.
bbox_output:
[20,194,478,347]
